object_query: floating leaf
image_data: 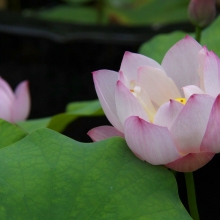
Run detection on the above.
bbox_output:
[0,128,191,219]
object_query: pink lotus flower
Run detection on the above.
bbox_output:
[88,36,220,172]
[0,77,30,123]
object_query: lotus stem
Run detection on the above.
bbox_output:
[195,26,201,43]
[184,172,200,220]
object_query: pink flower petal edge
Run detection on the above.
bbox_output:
[88,125,124,142]
[154,99,183,129]
[12,80,31,122]
[0,99,11,122]
[170,94,215,154]
[166,152,215,172]
[115,80,149,126]
[124,116,181,165]
[203,50,220,97]
[162,35,202,92]
[92,70,123,132]
[137,66,181,108]
[201,95,220,153]
[120,51,164,82]
[0,77,14,101]
[183,85,205,100]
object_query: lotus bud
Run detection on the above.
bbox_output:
[0,77,30,123]
[188,0,216,27]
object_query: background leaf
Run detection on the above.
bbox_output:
[0,119,27,149]
[17,100,103,133]
[47,100,104,132]
[201,16,220,56]
[17,117,51,133]
[31,5,106,24]
[106,0,189,26]
[139,16,220,64]
[139,31,188,63]
[0,128,191,219]
[66,99,103,114]
[24,0,189,26]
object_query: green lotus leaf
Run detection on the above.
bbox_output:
[0,128,191,219]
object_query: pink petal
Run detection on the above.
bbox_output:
[170,94,215,154]
[183,85,205,99]
[124,116,181,164]
[131,82,156,122]
[118,71,129,88]
[0,78,14,122]
[201,95,220,153]
[93,70,123,132]
[154,100,183,129]
[0,78,14,107]
[115,81,149,127]
[203,51,220,97]
[119,71,156,121]
[0,87,13,106]
[0,77,14,101]
[120,51,164,82]
[166,152,215,172]
[0,99,11,122]
[12,81,30,122]
[198,46,208,91]
[137,66,181,108]
[162,35,202,92]
[87,125,124,142]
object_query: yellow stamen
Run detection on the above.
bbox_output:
[175,98,187,105]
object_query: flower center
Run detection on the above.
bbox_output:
[129,80,155,122]
[130,86,141,97]
[175,98,186,105]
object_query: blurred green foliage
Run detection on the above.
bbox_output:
[23,0,190,26]
[18,100,104,133]
[139,16,220,63]
[139,31,188,63]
